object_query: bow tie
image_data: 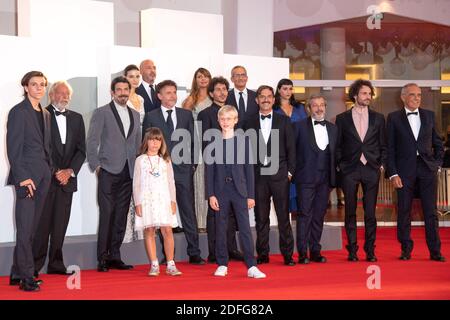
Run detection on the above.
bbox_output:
[314,120,326,126]
[407,111,418,116]
[54,110,66,117]
[261,114,272,120]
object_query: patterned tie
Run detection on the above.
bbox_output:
[166,109,174,134]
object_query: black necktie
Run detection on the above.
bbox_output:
[314,120,326,126]
[261,114,272,120]
[407,111,418,116]
[238,92,245,119]
[150,84,156,103]
[166,109,174,133]
[54,110,66,117]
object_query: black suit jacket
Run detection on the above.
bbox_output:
[206,135,255,199]
[6,97,52,186]
[386,108,443,178]
[136,83,161,113]
[294,117,338,187]
[245,111,296,180]
[336,108,387,175]
[142,107,195,177]
[225,89,259,129]
[47,105,86,193]
[197,102,222,151]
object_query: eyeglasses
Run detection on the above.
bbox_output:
[232,73,247,78]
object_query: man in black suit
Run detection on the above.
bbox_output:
[225,65,259,129]
[142,80,205,265]
[387,83,445,262]
[87,77,142,272]
[198,76,243,263]
[336,79,387,262]
[7,71,52,291]
[136,59,160,113]
[245,85,296,266]
[294,94,337,264]
[33,81,86,276]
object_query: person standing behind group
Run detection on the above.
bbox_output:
[336,79,387,263]
[273,78,308,218]
[123,64,146,243]
[136,59,160,113]
[294,94,337,264]
[7,71,52,292]
[134,127,182,276]
[182,68,213,232]
[33,81,86,276]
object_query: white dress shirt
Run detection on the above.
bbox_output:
[405,107,421,142]
[141,79,154,103]
[161,105,177,129]
[52,105,67,144]
[234,88,248,111]
[259,111,273,166]
[312,118,329,150]
[113,101,130,136]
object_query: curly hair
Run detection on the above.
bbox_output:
[348,79,374,103]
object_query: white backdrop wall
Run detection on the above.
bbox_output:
[0,0,289,243]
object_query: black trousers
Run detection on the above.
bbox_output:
[296,171,330,255]
[254,175,294,258]
[215,182,256,268]
[207,206,239,257]
[11,172,51,280]
[33,186,73,273]
[97,164,132,262]
[342,162,379,253]
[396,157,441,255]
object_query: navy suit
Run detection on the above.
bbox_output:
[225,89,259,129]
[294,117,337,255]
[7,97,52,281]
[136,83,160,114]
[206,134,256,267]
[142,107,201,258]
[386,108,443,256]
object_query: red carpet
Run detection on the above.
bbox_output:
[1,227,449,300]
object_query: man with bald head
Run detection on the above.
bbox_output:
[136,59,161,113]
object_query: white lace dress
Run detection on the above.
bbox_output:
[133,154,177,230]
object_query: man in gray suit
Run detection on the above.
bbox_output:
[87,76,141,272]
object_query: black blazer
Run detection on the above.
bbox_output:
[142,107,195,177]
[386,108,444,178]
[136,83,161,113]
[47,105,86,193]
[6,97,52,186]
[294,117,338,187]
[206,135,255,199]
[197,102,221,151]
[225,89,259,129]
[336,108,387,174]
[245,111,296,180]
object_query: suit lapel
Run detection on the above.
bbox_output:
[326,121,336,153]
[126,106,135,139]
[47,106,64,156]
[109,101,126,138]
[363,109,375,143]
[65,110,75,153]
[400,110,417,141]
[417,109,426,141]
[24,98,44,141]
[346,109,362,142]
[307,117,321,153]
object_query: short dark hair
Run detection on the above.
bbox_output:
[274,78,295,107]
[156,80,177,94]
[21,71,47,96]
[348,79,374,103]
[256,85,274,97]
[123,64,139,77]
[208,76,229,94]
[111,76,131,91]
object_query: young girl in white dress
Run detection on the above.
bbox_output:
[133,127,182,276]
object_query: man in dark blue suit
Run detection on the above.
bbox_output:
[225,65,259,129]
[294,94,337,264]
[136,59,161,113]
[205,105,266,278]
[387,83,445,262]
[142,80,205,265]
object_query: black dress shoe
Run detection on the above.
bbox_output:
[256,255,269,264]
[97,260,109,272]
[9,275,20,286]
[189,255,206,265]
[430,254,446,262]
[298,253,310,264]
[108,260,133,270]
[229,250,244,261]
[172,227,184,233]
[283,256,296,266]
[207,255,216,263]
[347,252,359,262]
[399,251,411,261]
[19,279,40,292]
[366,252,378,262]
[311,253,327,263]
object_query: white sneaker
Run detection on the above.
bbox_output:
[148,265,160,276]
[166,265,182,276]
[247,266,266,279]
[214,266,228,277]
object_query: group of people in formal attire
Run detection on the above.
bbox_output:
[6,62,446,291]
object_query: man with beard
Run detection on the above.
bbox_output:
[33,81,86,276]
[336,79,387,262]
[87,76,142,272]
[136,59,160,113]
